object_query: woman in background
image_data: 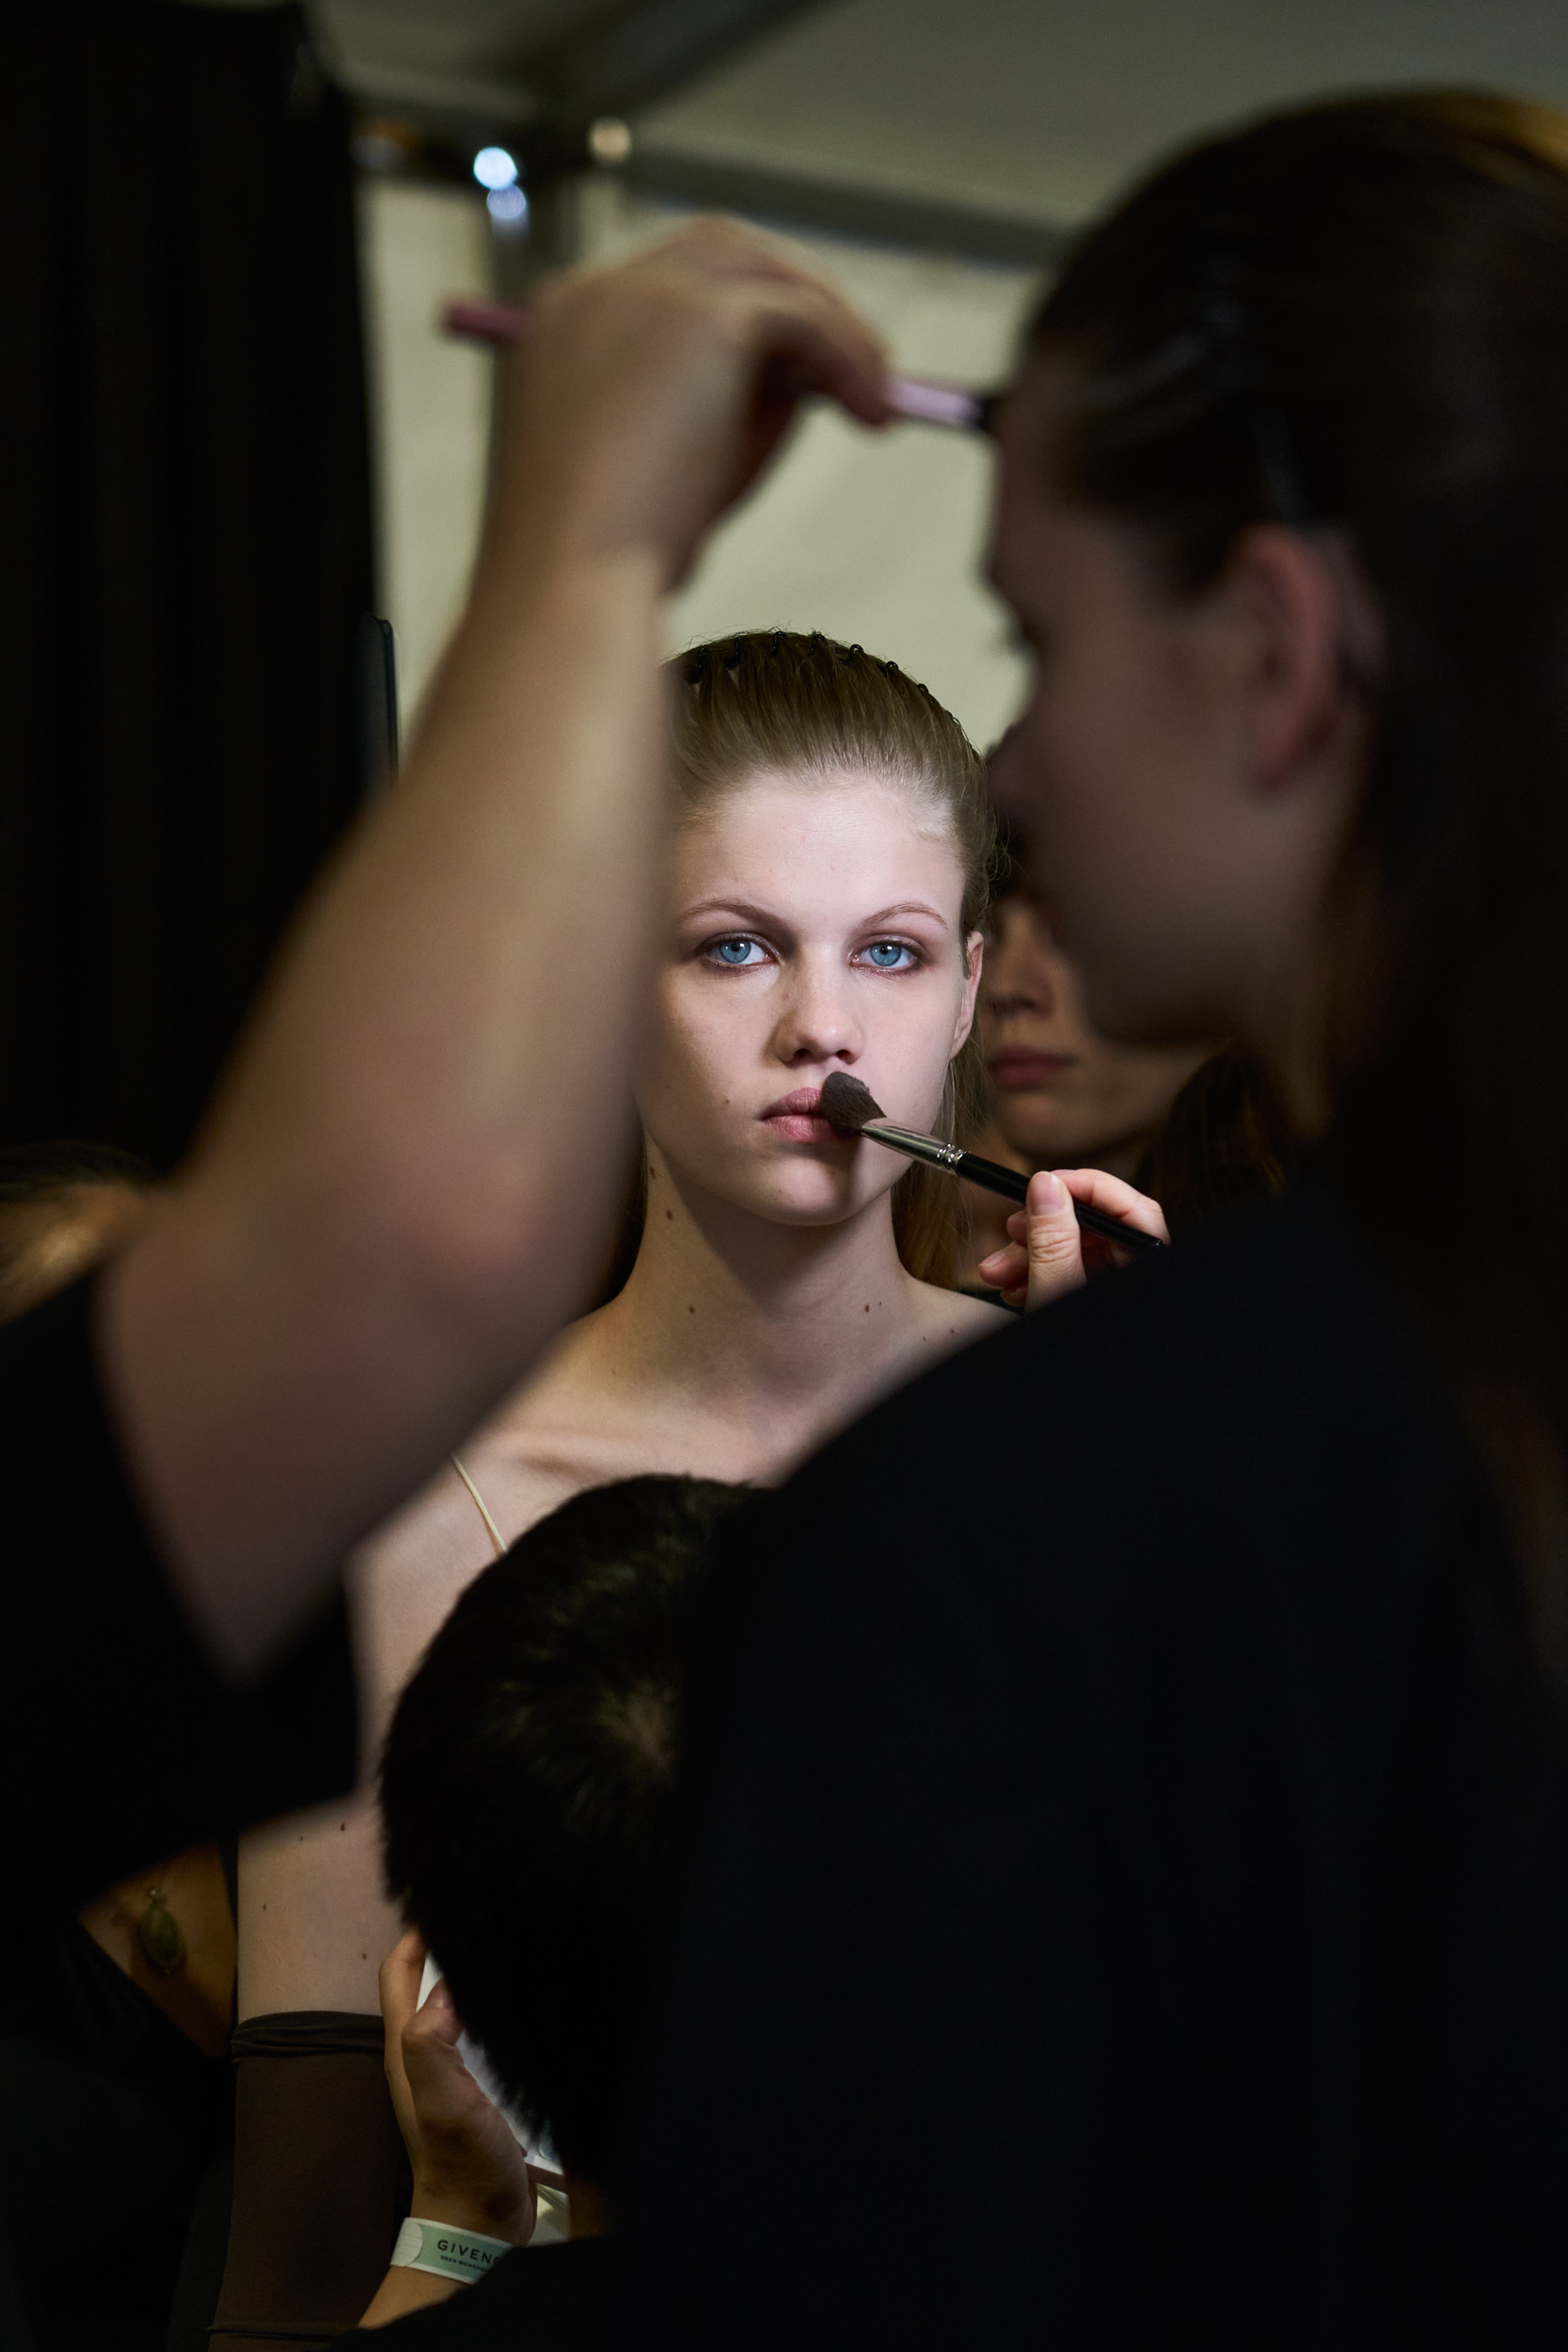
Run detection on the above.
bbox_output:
[961,818,1296,1282]
[959,820,1212,1278]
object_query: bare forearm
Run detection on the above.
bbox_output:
[95,219,888,1677]
[102,548,664,1673]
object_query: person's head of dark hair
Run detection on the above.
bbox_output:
[986,809,1038,916]
[0,1140,154,1323]
[1023,91,1568,1632]
[379,1473,748,2190]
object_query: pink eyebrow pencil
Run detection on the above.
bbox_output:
[439,297,993,432]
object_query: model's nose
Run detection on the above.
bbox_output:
[769,957,863,1068]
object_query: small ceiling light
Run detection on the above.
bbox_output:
[588,117,632,165]
[486,184,529,226]
[473,145,518,191]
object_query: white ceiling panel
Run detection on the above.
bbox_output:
[642,0,1568,222]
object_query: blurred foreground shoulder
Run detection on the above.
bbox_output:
[0,1274,356,1913]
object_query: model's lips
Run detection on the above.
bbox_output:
[989,1049,1080,1089]
[762,1087,827,1118]
[759,1084,845,1141]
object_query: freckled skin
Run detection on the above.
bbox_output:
[639,775,982,1231]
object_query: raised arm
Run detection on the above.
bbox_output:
[98,220,889,1677]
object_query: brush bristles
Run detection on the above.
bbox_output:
[821,1072,885,1131]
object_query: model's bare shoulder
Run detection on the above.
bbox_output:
[911,1283,1014,1349]
[348,1318,610,1646]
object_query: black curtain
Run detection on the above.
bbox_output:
[0,0,373,1167]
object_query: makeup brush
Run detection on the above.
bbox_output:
[819,1072,1166,1258]
[439,298,996,433]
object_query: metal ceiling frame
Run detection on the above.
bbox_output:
[500,0,838,127]
[623,144,1068,268]
[345,0,1068,270]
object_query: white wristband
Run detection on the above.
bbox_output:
[389,2216,514,2286]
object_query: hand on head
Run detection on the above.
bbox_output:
[378,1929,535,2245]
[977,1167,1168,1311]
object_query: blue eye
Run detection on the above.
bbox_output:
[863,940,915,971]
[707,936,766,967]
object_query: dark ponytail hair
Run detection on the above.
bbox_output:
[1028,93,1568,1638]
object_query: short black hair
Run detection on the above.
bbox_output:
[379,1473,747,2186]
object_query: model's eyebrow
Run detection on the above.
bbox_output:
[675,897,954,931]
[858,900,953,930]
[676,897,791,930]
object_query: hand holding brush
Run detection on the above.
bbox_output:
[974,1169,1168,1309]
[819,1071,1168,1309]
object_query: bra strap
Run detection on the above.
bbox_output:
[451,1455,506,1559]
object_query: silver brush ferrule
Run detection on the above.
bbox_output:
[862,1120,965,1172]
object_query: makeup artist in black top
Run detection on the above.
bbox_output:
[614,94,1568,2346]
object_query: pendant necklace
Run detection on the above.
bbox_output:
[135,1884,187,1977]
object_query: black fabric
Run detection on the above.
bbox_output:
[167,2131,237,2352]
[0,0,372,1167]
[0,1278,356,2352]
[0,1928,230,2352]
[0,1271,358,1919]
[341,2240,612,2348]
[618,1179,1568,2347]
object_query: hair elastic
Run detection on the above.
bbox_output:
[389,2217,515,2286]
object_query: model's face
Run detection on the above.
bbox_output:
[639,771,980,1228]
[985,358,1358,1052]
[982,894,1211,1170]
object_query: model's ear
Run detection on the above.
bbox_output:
[951,930,985,1056]
[1219,525,1367,795]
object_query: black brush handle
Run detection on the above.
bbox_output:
[952,1149,1166,1257]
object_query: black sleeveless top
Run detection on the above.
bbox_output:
[621,1179,1568,2348]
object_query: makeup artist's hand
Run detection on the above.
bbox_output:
[977,1169,1168,1311]
[485,215,891,591]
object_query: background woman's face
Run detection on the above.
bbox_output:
[639,771,980,1228]
[982,892,1210,1172]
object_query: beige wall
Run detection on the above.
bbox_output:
[357,177,493,727]
[359,173,1037,750]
